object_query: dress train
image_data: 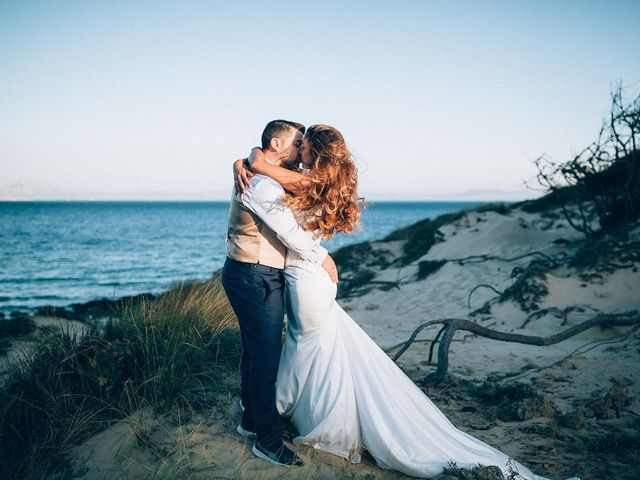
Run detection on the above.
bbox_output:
[275,258,576,480]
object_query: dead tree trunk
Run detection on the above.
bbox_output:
[391,313,640,387]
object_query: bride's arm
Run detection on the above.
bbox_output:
[248,148,310,195]
[233,157,253,193]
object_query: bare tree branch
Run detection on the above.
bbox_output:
[391,312,640,387]
[467,284,503,309]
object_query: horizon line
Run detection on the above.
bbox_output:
[0,197,534,203]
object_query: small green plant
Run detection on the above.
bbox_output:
[417,259,447,280]
[441,459,519,479]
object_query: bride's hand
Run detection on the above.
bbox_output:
[248,147,267,173]
[233,158,253,193]
[321,255,339,283]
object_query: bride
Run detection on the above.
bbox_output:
[235,124,577,480]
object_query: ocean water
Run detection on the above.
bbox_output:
[0,201,490,314]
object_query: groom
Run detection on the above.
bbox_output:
[221,119,338,467]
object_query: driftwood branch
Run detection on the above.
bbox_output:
[392,312,640,387]
[342,249,573,303]
[467,284,504,309]
[460,251,570,310]
[338,279,401,299]
[518,306,602,328]
[520,307,571,328]
[449,251,560,266]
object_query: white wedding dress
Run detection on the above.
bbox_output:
[275,240,574,480]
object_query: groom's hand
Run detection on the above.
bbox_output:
[321,255,339,283]
[233,158,254,193]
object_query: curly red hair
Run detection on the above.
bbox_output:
[285,124,361,239]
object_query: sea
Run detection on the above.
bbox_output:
[0,201,492,314]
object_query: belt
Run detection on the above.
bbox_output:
[226,256,283,273]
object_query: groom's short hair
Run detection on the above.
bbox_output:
[261,120,305,149]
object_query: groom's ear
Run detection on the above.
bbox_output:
[269,137,281,151]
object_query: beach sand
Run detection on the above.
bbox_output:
[0,315,89,383]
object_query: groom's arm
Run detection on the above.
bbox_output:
[241,177,328,267]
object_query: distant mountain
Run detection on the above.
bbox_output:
[0,182,69,200]
[364,188,543,202]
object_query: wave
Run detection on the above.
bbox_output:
[0,277,86,284]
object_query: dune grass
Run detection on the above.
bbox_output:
[0,274,240,480]
[0,315,37,356]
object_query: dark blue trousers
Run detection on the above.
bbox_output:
[221,257,285,449]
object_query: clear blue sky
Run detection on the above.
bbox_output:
[1,0,639,200]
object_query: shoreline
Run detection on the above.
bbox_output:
[0,292,158,323]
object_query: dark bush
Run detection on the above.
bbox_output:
[531,83,640,237]
[0,316,36,338]
[385,212,464,265]
[417,260,447,279]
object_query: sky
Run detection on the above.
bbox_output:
[1,0,639,201]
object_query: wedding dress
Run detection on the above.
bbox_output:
[275,237,577,480]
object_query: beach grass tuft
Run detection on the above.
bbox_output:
[0,274,240,479]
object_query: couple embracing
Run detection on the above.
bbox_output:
[221,120,577,480]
